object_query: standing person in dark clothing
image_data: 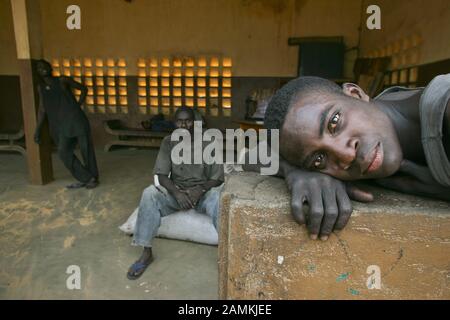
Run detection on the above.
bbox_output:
[34,59,99,189]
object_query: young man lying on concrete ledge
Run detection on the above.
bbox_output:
[259,75,450,242]
[127,107,224,280]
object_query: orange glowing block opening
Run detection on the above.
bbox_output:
[161,58,170,67]
[198,68,206,77]
[173,88,182,97]
[222,98,232,108]
[185,88,194,97]
[197,98,206,107]
[150,88,158,97]
[209,88,218,97]
[97,97,105,105]
[138,68,146,77]
[173,68,182,77]
[139,97,147,106]
[210,57,219,67]
[138,58,146,68]
[149,58,158,67]
[161,68,170,77]
[222,78,231,87]
[119,87,127,96]
[138,78,146,87]
[119,97,128,106]
[197,78,206,87]
[185,78,194,87]
[150,98,158,106]
[197,88,206,97]
[174,98,182,106]
[118,68,127,77]
[138,88,147,97]
[84,58,92,67]
[119,78,127,86]
[149,68,158,77]
[209,78,219,87]
[149,78,158,87]
[161,78,170,87]
[118,59,126,67]
[108,97,117,105]
[185,68,194,77]
[198,57,207,67]
[173,78,182,87]
[185,98,194,107]
[223,68,232,77]
[162,88,170,97]
[223,57,232,67]
[222,88,232,98]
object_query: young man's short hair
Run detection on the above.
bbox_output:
[264,76,343,130]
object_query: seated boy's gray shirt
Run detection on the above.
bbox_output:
[153,136,224,190]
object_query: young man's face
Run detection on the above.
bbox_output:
[37,62,52,77]
[280,93,403,181]
[175,110,194,132]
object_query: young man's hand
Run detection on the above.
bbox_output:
[173,189,194,210]
[285,168,373,241]
[183,186,205,206]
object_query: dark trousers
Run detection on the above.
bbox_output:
[57,134,99,183]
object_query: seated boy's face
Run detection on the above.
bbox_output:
[175,111,194,132]
[280,95,403,181]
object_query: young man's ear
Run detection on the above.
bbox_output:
[342,83,370,102]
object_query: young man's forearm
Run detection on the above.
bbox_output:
[158,174,180,196]
[201,179,223,192]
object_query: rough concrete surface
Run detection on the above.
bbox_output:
[219,172,450,300]
[0,150,218,299]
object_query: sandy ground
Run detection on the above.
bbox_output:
[0,148,218,299]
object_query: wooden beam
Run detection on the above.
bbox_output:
[11,0,53,184]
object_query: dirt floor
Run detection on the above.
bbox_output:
[0,148,218,299]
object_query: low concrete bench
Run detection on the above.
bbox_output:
[219,172,450,299]
[103,119,171,152]
[0,127,26,156]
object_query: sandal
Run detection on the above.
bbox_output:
[126,258,153,280]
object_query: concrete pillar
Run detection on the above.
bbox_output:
[10,0,53,184]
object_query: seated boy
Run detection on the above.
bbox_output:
[127,107,224,280]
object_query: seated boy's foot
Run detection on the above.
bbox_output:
[127,255,153,280]
[85,178,99,189]
[66,182,86,189]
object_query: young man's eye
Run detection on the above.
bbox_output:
[328,112,341,134]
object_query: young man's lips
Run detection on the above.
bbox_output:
[364,143,383,174]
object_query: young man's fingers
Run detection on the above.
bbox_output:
[306,190,324,239]
[334,187,353,230]
[319,189,339,240]
[290,194,307,225]
[346,183,374,202]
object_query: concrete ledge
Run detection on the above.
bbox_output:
[218,172,450,299]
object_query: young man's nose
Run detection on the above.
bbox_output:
[329,137,358,170]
